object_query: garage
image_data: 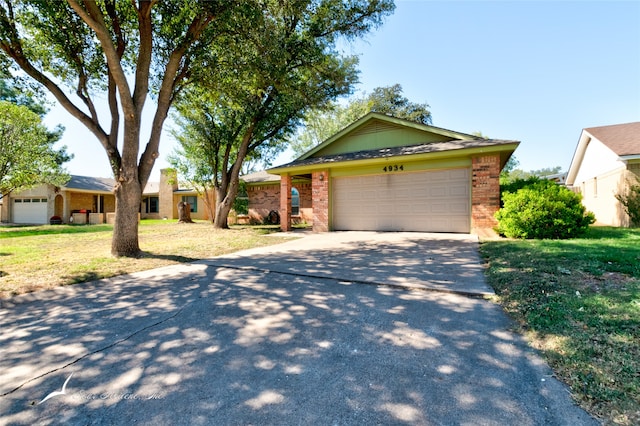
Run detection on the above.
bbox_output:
[332,168,470,233]
[266,112,519,234]
[13,198,48,224]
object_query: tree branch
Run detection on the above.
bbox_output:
[68,0,135,117]
[139,13,214,186]
[0,6,109,148]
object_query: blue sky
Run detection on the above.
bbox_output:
[47,0,640,180]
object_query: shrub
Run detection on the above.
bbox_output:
[615,174,640,227]
[495,179,595,239]
[233,181,249,215]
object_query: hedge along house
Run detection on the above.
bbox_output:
[266,113,519,234]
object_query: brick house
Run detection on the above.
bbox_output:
[244,113,519,235]
[1,169,210,224]
[566,122,640,227]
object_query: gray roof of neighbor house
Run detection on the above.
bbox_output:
[241,170,281,183]
[64,175,115,192]
[62,175,161,194]
[275,138,519,170]
[585,122,640,157]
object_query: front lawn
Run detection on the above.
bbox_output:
[481,227,640,425]
[0,220,293,299]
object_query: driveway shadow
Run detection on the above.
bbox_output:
[205,232,492,296]
[0,234,596,425]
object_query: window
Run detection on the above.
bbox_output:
[149,197,159,213]
[142,197,159,214]
[182,196,197,213]
[291,187,300,216]
[93,195,105,213]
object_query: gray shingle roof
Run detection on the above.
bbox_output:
[241,170,281,183]
[64,175,115,192]
[275,138,518,169]
[63,175,160,194]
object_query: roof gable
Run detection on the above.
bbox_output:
[567,122,640,185]
[584,122,640,157]
[299,112,477,160]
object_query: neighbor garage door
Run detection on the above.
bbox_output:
[333,168,470,233]
[13,198,48,224]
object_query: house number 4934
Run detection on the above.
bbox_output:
[383,165,404,172]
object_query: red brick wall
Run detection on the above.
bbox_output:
[472,155,501,230]
[246,181,313,225]
[312,170,329,232]
[247,184,280,223]
[280,175,292,231]
[295,183,312,224]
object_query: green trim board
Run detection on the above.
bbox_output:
[328,157,471,178]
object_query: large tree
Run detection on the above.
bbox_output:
[290,83,431,156]
[0,0,241,256]
[0,70,47,116]
[0,101,71,196]
[171,0,394,229]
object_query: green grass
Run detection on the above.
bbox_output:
[0,220,294,298]
[481,227,640,425]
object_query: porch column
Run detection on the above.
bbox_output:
[312,169,329,232]
[280,173,292,232]
[471,154,501,232]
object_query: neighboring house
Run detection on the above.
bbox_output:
[244,112,519,234]
[541,172,567,185]
[1,169,211,224]
[566,122,640,227]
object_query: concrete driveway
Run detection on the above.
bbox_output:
[0,232,596,425]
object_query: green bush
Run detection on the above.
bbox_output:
[495,179,595,239]
[233,181,249,215]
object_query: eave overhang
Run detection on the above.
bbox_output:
[268,139,519,176]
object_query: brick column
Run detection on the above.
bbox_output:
[471,155,501,231]
[312,169,329,232]
[280,174,292,232]
[159,169,178,219]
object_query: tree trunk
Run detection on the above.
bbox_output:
[202,188,216,224]
[178,201,194,223]
[213,187,231,229]
[111,180,142,257]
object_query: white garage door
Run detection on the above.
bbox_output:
[333,168,470,233]
[13,198,48,224]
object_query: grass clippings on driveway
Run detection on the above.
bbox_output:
[0,220,293,299]
[480,227,640,426]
